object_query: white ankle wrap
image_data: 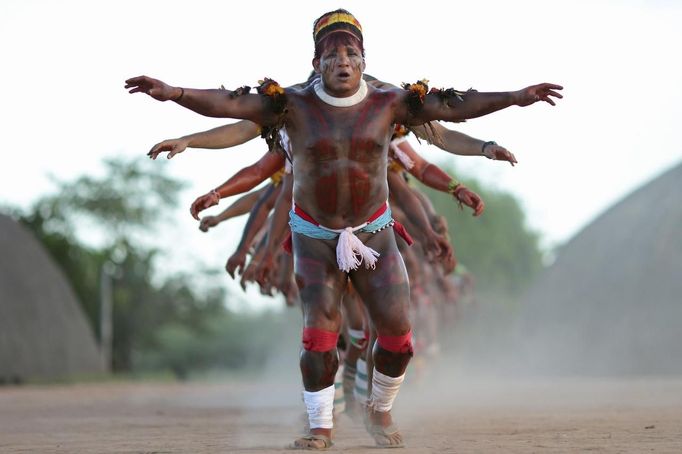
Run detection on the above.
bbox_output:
[354,358,369,405]
[369,368,405,412]
[303,384,335,429]
[333,364,346,414]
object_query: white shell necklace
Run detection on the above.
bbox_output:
[314,78,368,107]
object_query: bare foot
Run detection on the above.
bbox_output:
[366,408,404,448]
[291,428,333,450]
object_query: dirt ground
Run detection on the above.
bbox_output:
[1,372,681,453]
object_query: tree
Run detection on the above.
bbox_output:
[16,157,227,372]
[417,163,543,296]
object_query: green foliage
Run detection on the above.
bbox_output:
[416,164,543,295]
[36,157,185,241]
[134,311,288,379]
[15,157,230,375]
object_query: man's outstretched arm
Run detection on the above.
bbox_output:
[189,150,286,220]
[411,123,517,165]
[198,186,268,232]
[148,120,261,159]
[125,75,280,125]
[395,82,563,125]
[391,140,484,216]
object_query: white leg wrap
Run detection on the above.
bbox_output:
[333,364,346,414]
[303,384,335,429]
[369,368,405,413]
[354,357,369,405]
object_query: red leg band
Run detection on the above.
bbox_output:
[302,327,339,352]
[377,330,414,354]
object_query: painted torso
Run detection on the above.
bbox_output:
[284,84,400,228]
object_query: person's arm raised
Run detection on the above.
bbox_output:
[411,122,517,166]
[390,139,484,216]
[148,120,261,160]
[125,75,281,125]
[394,81,562,125]
[189,151,285,220]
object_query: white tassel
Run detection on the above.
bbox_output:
[336,227,380,272]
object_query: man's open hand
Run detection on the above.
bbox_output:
[452,184,485,216]
[190,191,220,220]
[148,138,189,160]
[515,83,563,107]
[125,75,180,102]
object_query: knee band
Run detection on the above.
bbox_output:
[302,327,339,352]
[377,330,413,355]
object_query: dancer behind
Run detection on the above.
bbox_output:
[225,182,281,281]
[409,121,517,165]
[148,120,260,160]
[197,186,268,232]
[126,8,562,449]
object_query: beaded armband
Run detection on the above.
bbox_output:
[447,179,461,194]
[269,167,286,186]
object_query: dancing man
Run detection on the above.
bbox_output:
[126,8,562,449]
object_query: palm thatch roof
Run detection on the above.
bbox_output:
[518,162,682,375]
[0,214,103,382]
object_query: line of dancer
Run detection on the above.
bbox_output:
[126,8,561,450]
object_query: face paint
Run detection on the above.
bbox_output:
[318,43,364,97]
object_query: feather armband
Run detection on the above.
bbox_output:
[401,79,429,115]
[256,78,287,114]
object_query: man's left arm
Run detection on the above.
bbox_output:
[395,83,562,124]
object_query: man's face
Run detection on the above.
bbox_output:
[313,39,365,97]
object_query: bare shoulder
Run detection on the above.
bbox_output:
[283,84,315,103]
[367,84,404,104]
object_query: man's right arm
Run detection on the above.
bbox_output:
[189,151,285,220]
[185,120,261,148]
[148,120,262,159]
[125,75,280,125]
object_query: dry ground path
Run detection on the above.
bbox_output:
[1,373,681,453]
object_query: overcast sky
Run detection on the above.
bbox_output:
[2,0,680,307]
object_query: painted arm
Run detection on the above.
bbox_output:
[189,150,286,220]
[393,140,485,216]
[254,173,293,288]
[198,186,268,232]
[408,186,456,272]
[394,82,562,124]
[239,226,274,293]
[225,183,281,278]
[387,171,452,262]
[148,120,261,159]
[411,122,517,166]
[125,75,280,124]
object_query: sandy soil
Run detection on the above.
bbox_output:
[1,373,681,453]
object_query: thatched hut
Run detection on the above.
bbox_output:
[0,214,103,382]
[518,162,682,375]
